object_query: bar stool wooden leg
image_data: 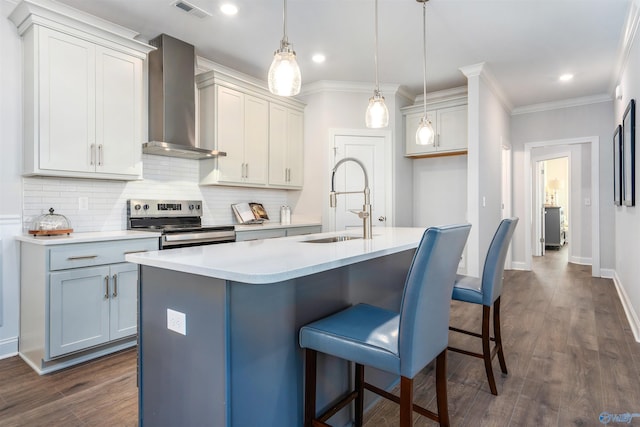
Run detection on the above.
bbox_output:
[304,349,317,427]
[482,305,498,395]
[355,363,364,427]
[494,297,508,374]
[435,350,450,427]
[399,376,413,427]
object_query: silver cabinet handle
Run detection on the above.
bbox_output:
[90,144,96,165]
[98,144,103,166]
[245,163,249,178]
[104,276,109,299]
[112,274,118,298]
[124,250,148,255]
[378,216,386,222]
[241,163,246,178]
[67,255,98,261]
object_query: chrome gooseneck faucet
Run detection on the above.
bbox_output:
[329,157,373,239]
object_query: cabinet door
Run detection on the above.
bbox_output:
[268,104,288,186]
[109,263,138,340]
[285,109,304,188]
[436,105,467,152]
[216,86,245,183]
[269,105,304,188]
[243,95,269,185]
[95,47,143,177]
[38,27,96,173]
[405,111,437,156]
[49,266,110,357]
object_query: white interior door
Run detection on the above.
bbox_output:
[330,132,388,233]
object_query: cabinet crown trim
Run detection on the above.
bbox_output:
[9,0,154,57]
[196,70,305,111]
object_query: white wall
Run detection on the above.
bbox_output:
[413,156,467,227]
[613,0,640,340]
[1,0,22,358]
[510,101,614,269]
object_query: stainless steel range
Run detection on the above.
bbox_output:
[127,199,235,249]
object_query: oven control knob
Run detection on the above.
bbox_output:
[196,204,201,210]
[134,204,141,211]
[189,204,195,210]
[143,204,149,210]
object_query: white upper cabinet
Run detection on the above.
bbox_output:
[404,103,468,158]
[212,85,269,185]
[10,1,152,180]
[197,70,305,189]
[269,104,304,189]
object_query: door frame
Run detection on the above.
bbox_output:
[524,136,600,277]
[532,152,571,257]
[326,128,393,232]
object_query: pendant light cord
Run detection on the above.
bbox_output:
[374,0,380,93]
[282,0,288,45]
[422,1,427,117]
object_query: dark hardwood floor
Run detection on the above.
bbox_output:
[1,246,638,426]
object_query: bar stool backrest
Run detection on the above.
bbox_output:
[480,218,519,306]
[398,223,471,378]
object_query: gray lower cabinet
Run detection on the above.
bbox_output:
[49,262,138,357]
[19,236,158,374]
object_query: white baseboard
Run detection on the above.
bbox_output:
[612,272,640,343]
[510,261,529,271]
[569,256,592,265]
[0,337,18,360]
[600,268,615,279]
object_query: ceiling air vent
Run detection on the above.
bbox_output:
[171,0,211,18]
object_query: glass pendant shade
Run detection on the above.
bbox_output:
[416,116,435,145]
[268,44,301,96]
[365,91,389,128]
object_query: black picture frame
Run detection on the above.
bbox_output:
[614,124,623,206]
[623,99,635,207]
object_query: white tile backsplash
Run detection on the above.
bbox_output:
[23,154,290,232]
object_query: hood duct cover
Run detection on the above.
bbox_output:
[144,34,225,160]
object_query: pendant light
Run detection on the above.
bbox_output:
[416,0,435,145]
[268,0,301,96]
[365,0,389,128]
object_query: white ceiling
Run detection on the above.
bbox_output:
[53,0,632,109]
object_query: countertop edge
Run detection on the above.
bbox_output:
[15,230,162,245]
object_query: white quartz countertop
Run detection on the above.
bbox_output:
[126,227,425,284]
[15,230,161,245]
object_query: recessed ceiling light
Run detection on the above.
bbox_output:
[220,3,238,15]
[559,73,574,82]
[312,54,326,64]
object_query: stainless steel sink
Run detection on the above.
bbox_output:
[303,235,362,243]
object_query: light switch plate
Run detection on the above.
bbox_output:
[167,308,186,335]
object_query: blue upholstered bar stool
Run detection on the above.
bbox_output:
[299,224,471,427]
[448,217,518,396]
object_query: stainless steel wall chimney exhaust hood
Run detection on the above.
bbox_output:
[144,34,226,160]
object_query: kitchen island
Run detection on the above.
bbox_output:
[126,227,427,427]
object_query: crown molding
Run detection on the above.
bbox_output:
[460,62,513,112]
[611,0,640,95]
[300,80,402,97]
[511,93,612,115]
[8,0,153,56]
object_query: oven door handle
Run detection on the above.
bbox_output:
[163,231,236,242]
